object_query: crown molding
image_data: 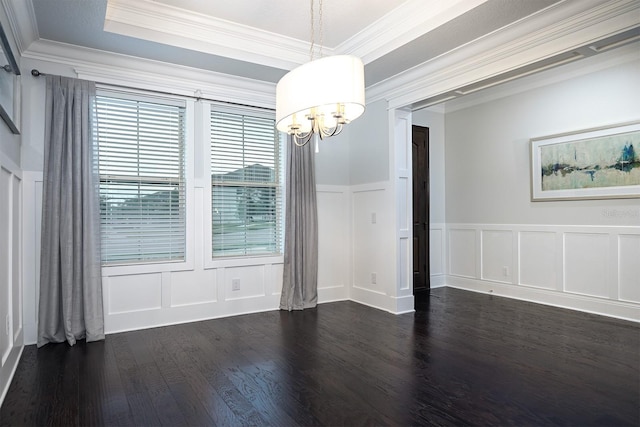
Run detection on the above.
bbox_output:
[366,0,639,109]
[103,0,489,70]
[442,41,639,113]
[1,0,38,54]
[336,0,488,63]
[104,0,315,71]
[22,39,276,108]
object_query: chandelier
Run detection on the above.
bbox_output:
[275,0,365,148]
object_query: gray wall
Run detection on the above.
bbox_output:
[444,56,640,226]
[347,99,389,186]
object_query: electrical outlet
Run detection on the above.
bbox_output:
[371,272,377,285]
[503,266,509,276]
[231,278,241,291]
[371,212,377,224]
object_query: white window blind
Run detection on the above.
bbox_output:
[211,107,283,257]
[96,93,186,264]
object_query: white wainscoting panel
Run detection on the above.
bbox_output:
[21,173,41,346]
[170,269,217,307]
[398,177,409,231]
[270,263,284,297]
[0,167,12,364]
[481,229,513,283]
[317,187,349,301]
[223,265,265,301]
[519,231,557,290]
[618,234,640,303]
[399,237,409,291]
[349,182,406,313]
[446,224,640,322]
[564,232,610,299]
[11,176,21,340]
[430,226,445,276]
[449,228,476,278]
[352,186,388,294]
[107,273,163,314]
[0,157,23,408]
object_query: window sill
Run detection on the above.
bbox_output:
[205,254,284,269]
[101,258,194,277]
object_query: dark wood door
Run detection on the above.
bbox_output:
[412,125,430,309]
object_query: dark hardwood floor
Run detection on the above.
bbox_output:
[1,287,638,426]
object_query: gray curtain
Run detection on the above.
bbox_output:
[38,75,104,347]
[280,135,319,310]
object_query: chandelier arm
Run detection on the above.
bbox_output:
[323,123,343,138]
[292,129,314,146]
[316,113,345,139]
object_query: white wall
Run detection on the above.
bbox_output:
[442,48,640,321]
[0,6,24,408]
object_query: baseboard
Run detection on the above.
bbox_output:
[390,295,415,314]
[350,286,416,315]
[0,344,24,409]
[445,276,640,323]
[318,285,349,304]
[430,275,446,288]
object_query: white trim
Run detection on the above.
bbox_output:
[337,0,489,64]
[390,295,415,314]
[443,41,640,113]
[98,98,196,276]
[0,151,20,177]
[430,275,447,288]
[350,181,390,193]
[22,40,277,109]
[367,0,640,108]
[1,0,38,54]
[103,0,490,69]
[445,278,640,323]
[203,101,285,270]
[104,0,311,70]
[0,342,22,408]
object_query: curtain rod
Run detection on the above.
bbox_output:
[30,69,274,112]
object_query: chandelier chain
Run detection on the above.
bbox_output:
[309,0,324,60]
[319,0,323,58]
[309,0,315,60]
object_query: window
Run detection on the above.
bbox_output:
[210,107,283,257]
[96,92,186,264]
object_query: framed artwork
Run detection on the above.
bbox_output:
[530,121,640,201]
[0,21,20,134]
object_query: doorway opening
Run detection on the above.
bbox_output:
[412,125,430,309]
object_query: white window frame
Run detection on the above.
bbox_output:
[203,102,285,269]
[97,87,195,276]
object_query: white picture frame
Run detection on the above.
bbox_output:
[530,121,640,201]
[0,22,20,134]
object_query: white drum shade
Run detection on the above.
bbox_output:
[276,55,365,133]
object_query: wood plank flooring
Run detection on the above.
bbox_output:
[1,287,638,426]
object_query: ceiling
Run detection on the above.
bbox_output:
[29,0,564,87]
